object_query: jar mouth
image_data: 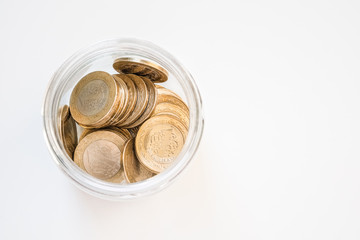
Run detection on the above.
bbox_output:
[42,38,204,200]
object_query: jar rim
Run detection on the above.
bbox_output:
[42,38,204,200]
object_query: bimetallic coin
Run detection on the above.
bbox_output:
[125,77,157,128]
[113,58,168,83]
[59,105,78,159]
[135,115,188,173]
[106,165,126,184]
[123,139,155,183]
[117,74,148,127]
[70,71,119,127]
[74,130,127,182]
[83,139,121,180]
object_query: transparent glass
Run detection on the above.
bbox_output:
[42,38,204,200]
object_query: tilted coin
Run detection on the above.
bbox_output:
[151,102,189,129]
[80,127,132,142]
[117,74,148,127]
[123,139,155,183]
[128,126,140,137]
[135,115,188,173]
[113,57,168,83]
[112,74,138,125]
[59,105,78,159]
[157,93,189,115]
[70,71,120,127]
[79,128,94,142]
[109,127,133,140]
[120,64,146,74]
[124,77,157,128]
[74,130,127,181]
[155,85,182,100]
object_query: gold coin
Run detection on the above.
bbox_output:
[151,102,189,129]
[155,85,182,100]
[70,71,119,127]
[124,77,157,128]
[59,105,78,159]
[112,74,138,125]
[157,93,189,115]
[109,127,133,140]
[123,139,155,183]
[117,74,148,127]
[135,115,188,173]
[120,64,146,74]
[79,128,94,142]
[79,127,132,142]
[76,75,123,129]
[74,130,127,181]
[113,57,168,83]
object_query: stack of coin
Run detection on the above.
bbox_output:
[152,85,189,129]
[69,71,128,129]
[59,105,78,159]
[59,58,190,183]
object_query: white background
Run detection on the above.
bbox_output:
[1,0,360,239]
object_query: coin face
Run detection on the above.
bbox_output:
[77,79,109,116]
[83,139,121,180]
[113,58,168,83]
[151,102,189,129]
[123,139,154,183]
[74,130,127,182]
[124,77,157,128]
[59,105,78,159]
[117,74,148,126]
[70,71,119,127]
[135,115,188,173]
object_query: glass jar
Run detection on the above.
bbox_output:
[42,38,204,200]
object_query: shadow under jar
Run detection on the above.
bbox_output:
[42,38,204,200]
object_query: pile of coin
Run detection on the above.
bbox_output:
[59,105,78,159]
[59,58,189,183]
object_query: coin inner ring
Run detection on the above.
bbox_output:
[144,124,184,164]
[83,139,121,179]
[77,79,109,116]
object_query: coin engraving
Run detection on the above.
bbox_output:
[135,115,187,173]
[83,139,121,180]
[77,79,109,116]
[113,58,168,83]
